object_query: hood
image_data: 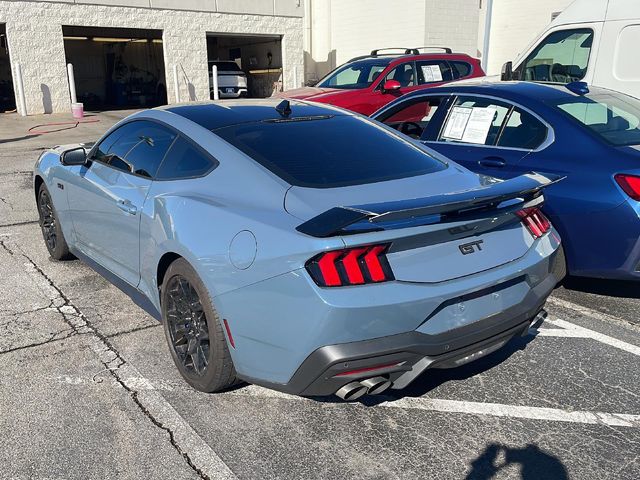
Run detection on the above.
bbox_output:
[284,165,489,221]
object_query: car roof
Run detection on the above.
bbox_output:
[159,99,350,131]
[396,80,609,104]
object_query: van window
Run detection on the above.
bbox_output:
[520,28,593,83]
[552,91,640,146]
[614,25,640,81]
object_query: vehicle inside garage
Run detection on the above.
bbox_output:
[62,26,167,110]
[0,23,16,112]
[206,33,282,99]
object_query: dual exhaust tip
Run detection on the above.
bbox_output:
[335,376,392,401]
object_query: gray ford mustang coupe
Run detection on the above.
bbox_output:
[34,99,564,400]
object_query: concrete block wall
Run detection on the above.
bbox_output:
[0,0,303,114]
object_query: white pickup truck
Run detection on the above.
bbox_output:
[209,61,248,99]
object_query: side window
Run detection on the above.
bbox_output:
[384,62,416,87]
[438,96,510,145]
[98,121,176,178]
[416,61,453,84]
[377,96,445,139]
[498,109,548,149]
[156,136,217,180]
[520,28,593,83]
[450,61,471,79]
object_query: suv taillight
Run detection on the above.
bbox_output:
[306,244,394,287]
[517,207,551,238]
[615,174,640,201]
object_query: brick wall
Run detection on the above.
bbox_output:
[0,0,303,114]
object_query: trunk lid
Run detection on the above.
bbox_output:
[288,170,559,283]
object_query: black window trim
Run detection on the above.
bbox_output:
[429,93,555,152]
[515,27,595,84]
[87,118,219,181]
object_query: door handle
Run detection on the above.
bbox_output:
[478,157,506,168]
[117,199,138,215]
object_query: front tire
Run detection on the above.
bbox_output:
[161,258,237,392]
[37,183,73,260]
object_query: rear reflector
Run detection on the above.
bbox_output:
[615,174,640,201]
[223,319,235,349]
[517,207,551,239]
[306,244,394,287]
[334,362,401,377]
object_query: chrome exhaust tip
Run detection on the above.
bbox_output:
[360,376,392,395]
[335,382,368,401]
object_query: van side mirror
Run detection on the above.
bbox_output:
[61,146,87,166]
[382,80,401,93]
[501,61,513,81]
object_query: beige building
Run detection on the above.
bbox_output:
[480,0,574,75]
[303,0,481,84]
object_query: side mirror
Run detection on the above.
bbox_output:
[61,146,87,166]
[382,80,402,93]
[501,61,513,81]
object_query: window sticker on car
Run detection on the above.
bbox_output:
[442,106,472,139]
[421,64,443,82]
[461,107,498,144]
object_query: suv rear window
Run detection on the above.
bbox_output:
[214,116,445,188]
[209,61,242,72]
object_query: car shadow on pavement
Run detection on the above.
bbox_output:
[465,443,568,480]
[560,276,640,299]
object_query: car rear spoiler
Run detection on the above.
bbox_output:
[296,172,564,238]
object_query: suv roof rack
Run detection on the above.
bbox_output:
[370,48,420,56]
[413,46,453,54]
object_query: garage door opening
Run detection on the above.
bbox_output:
[206,34,282,99]
[0,24,16,113]
[62,26,167,111]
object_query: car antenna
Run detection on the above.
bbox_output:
[565,81,589,96]
[275,99,292,117]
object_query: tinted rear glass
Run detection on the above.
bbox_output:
[214,115,445,188]
[550,92,640,146]
[210,61,242,72]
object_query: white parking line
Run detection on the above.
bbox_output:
[529,327,590,338]
[231,386,640,428]
[547,296,636,328]
[546,318,640,357]
[375,397,640,428]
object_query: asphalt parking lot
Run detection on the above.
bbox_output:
[1,111,639,480]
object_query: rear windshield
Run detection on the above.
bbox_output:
[214,115,446,188]
[316,59,391,90]
[550,91,640,146]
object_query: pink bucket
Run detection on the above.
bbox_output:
[71,102,84,119]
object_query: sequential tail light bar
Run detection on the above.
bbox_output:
[306,244,394,287]
[516,207,551,238]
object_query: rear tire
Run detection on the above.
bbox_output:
[37,183,73,261]
[161,258,237,392]
[552,244,568,285]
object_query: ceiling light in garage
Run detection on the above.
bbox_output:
[63,36,88,41]
[92,37,132,42]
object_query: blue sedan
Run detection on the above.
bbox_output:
[373,81,640,281]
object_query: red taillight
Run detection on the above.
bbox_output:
[306,244,394,287]
[517,207,551,239]
[615,174,640,201]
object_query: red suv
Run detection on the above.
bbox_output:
[278,48,484,115]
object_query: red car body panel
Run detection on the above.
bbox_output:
[278,53,485,116]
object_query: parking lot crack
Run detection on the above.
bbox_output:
[15,249,211,480]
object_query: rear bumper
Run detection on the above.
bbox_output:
[215,232,562,394]
[243,273,554,396]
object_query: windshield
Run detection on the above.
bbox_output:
[214,115,445,188]
[316,59,391,90]
[551,91,640,146]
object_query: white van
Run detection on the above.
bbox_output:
[501,0,640,99]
